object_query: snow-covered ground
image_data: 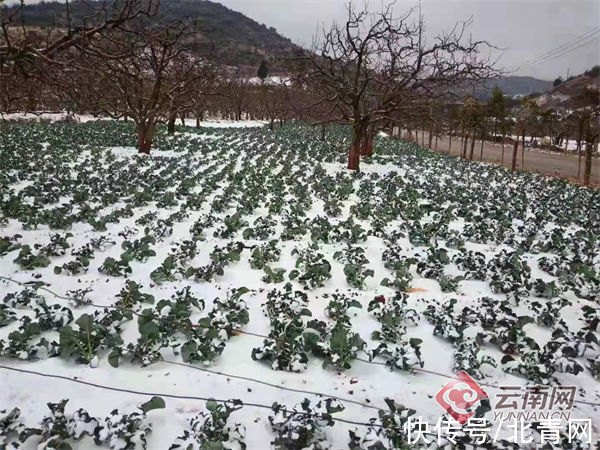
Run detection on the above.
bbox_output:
[181,119,268,128]
[1,112,267,129]
[0,112,107,123]
[0,121,598,449]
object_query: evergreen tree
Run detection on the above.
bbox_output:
[487,87,507,139]
[257,60,268,80]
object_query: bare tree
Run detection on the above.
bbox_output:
[301,2,496,170]
[287,79,346,140]
[581,107,600,186]
[459,95,481,160]
[75,19,210,153]
[0,0,157,67]
[220,72,253,121]
[515,98,540,171]
[165,57,217,134]
[188,65,220,128]
[0,0,159,120]
[259,82,292,130]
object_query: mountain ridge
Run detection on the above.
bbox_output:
[4,0,301,73]
[473,75,553,100]
[5,0,557,96]
[536,70,600,110]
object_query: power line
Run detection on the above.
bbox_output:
[521,35,600,70]
[510,27,600,72]
[514,27,599,69]
[519,27,600,67]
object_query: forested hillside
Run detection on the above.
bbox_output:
[3,0,300,72]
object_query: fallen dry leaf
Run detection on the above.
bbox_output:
[408,287,427,293]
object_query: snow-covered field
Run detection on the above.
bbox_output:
[1,112,267,130]
[0,121,598,449]
[181,119,268,128]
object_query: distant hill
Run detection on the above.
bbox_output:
[472,76,554,100]
[1,0,566,99]
[3,0,301,73]
[536,70,600,111]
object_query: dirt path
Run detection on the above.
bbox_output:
[411,132,599,186]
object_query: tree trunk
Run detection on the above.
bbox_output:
[583,141,594,186]
[361,125,374,157]
[469,131,476,160]
[576,123,584,178]
[196,116,200,128]
[511,139,518,172]
[167,113,176,135]
[521,132,526,170]
[321,123,326,141]
[578,142,584,179]
[428,125,433,148]
[479,133,484,161]
[448,131,452,153]
[269,118,274,130]
[348,123,362,170]
[361,129,368,155]
[462,131,469,158]
[137,124,154,154]
[501,137,505,164]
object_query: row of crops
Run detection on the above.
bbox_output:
[0,121,598,448]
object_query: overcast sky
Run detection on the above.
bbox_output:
[216,0,600,80]
[12,0,600,80]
